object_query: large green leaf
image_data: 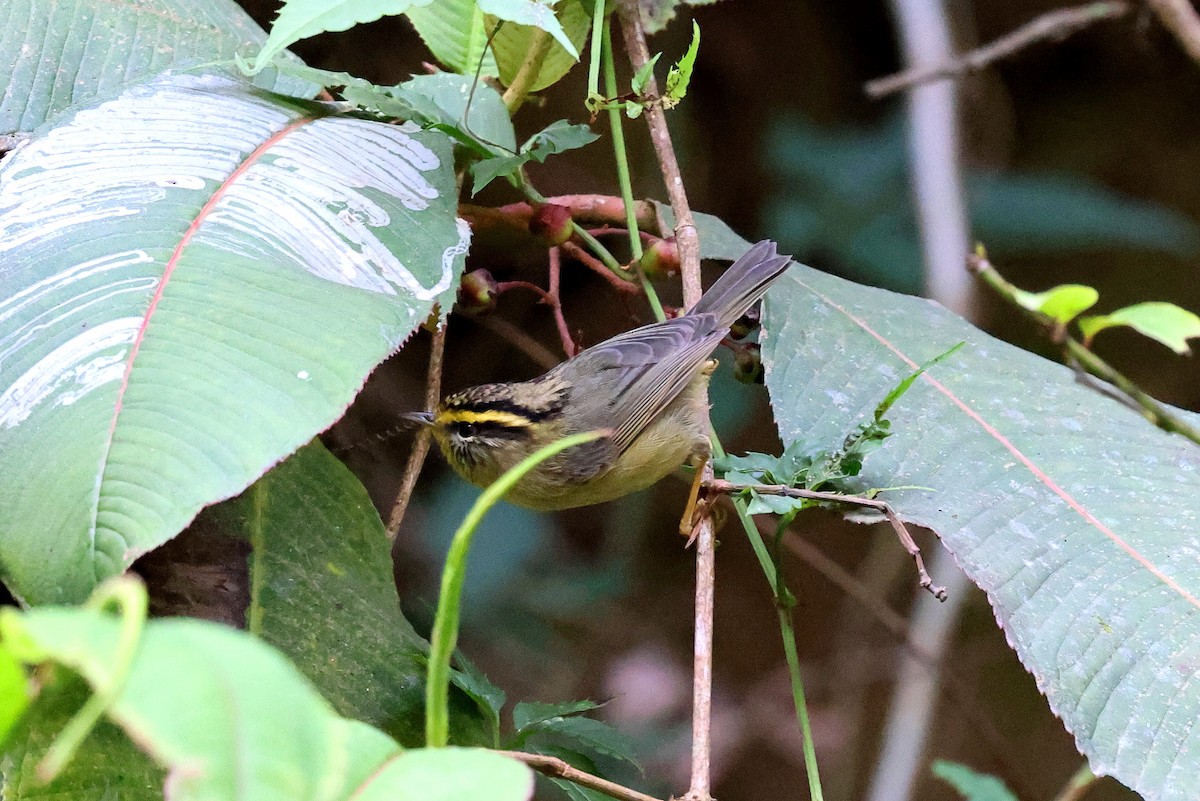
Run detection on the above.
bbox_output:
[0,73,469,604]
[205,441,486,747]
[489,0,590,92]
[405,0,500,76]
[0,590,533,800]
[1,671,164,801]
[747,247,1200,799]
[0,0,313,136]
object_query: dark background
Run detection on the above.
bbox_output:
[237,2,1200,799]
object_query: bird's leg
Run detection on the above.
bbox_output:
[680,451,710,540]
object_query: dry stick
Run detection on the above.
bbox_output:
[547,247,579,357]
[561,240,643,294]
[386,322,448,542]
[706,480,948,601]
[865,1,1130,98]
[1146,0,1200,63]
[496,751,666,801]
[475,315,560,371]
[616,6,713,800]
[782,532,1039,800]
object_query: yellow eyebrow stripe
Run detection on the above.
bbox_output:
[434,409,534,428]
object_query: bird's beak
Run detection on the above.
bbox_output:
[402,411,435,427]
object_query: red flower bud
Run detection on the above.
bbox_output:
[528,203,573,246]
[457,268,499,316]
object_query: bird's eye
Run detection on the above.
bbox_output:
[454,421,477,438]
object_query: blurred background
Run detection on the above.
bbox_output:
[240,1,1200,798]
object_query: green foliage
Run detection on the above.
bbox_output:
[490,0,592,90]
[513,700,604,731]
[405,0,501,75]
[472,120,600,192]
[930,761,1019,801]
[1079,301,1200,354]
[479,0,582,59]
[639,0,726,34]
[1012,283,1099,324]
[0,73,466,605]
[204,441,478,747]
[762,115,1200,293]
[0,648,28,749]
[0,0,314,136]
[716,343,961,516]
[662,21,700,109]
[246,0,435,74]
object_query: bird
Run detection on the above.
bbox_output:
[407,240,791,526]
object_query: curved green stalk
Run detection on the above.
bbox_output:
[601,22,665,322]
[425,429,608,747]
[38,577,148,781]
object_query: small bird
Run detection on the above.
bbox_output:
[408,240,792,521]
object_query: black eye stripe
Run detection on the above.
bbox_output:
[450,420,530,440]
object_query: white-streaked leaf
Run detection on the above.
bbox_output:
[1,0,314,135]
[0,73,468,604]
[247,0,435,74]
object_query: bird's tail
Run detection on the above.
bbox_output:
[688,240,793,327]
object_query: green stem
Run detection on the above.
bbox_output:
[1053,763,1098,801]
[601,21,665,322]
[39,577,148,781]
[587,0,607,102]
[970,251,1200,447]
[710,433,822,798]
[425,430,608,747]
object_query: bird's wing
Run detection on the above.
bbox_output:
[562,314,724,454]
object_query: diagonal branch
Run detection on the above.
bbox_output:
[865,1,1130,98]
[705,480,947,600]
[616,5,714,800]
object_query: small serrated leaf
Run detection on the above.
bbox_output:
[1078,302,1200,354]
[931,760,1019,801]
[513,699,603,731]
[526,715,638,766]
[524,120,600,160]
[248,0,434,74]
[663,20,700,108]
[1012,284,1099,324]
[631,53,662,95]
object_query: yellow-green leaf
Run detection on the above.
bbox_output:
[1078,301,1200,354]
[1012,284,1098,324]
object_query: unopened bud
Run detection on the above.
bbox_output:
[528,203,573,246]
[638,237,680,277]
[733,343,764,384]
[457,268,499,316]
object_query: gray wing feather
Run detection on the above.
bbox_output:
[561,314,723,453]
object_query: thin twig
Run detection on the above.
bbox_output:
[495,750,666,801]
[548,247,579,357]
[865,1,1130,98]
[386,322,447,541]
[474,315,560,370]
[561,241,643,293]
[782,531,1039,799]
[617,5,713,799]
[1145,0,1200,63]
[706,480,948,600]
[967,248,1200,447]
